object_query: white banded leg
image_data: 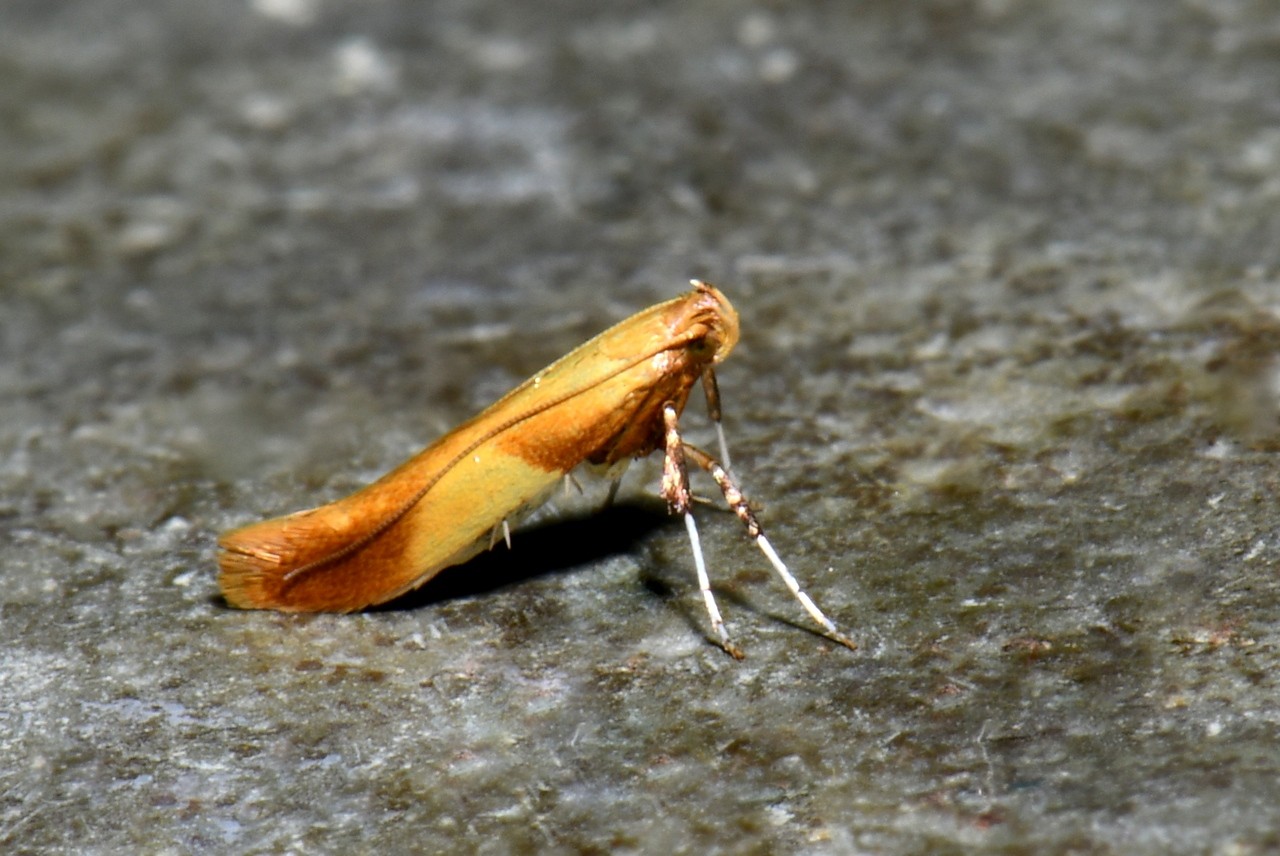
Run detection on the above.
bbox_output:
[661,403,744,659]
[683,512,742,659]
[682,443,857,651]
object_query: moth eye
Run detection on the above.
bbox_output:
[689,337,715,357]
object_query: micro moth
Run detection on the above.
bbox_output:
[218,280,855,658]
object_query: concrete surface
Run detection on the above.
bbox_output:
[3,1,1280,853]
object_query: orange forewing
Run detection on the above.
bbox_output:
[218,282,740,612]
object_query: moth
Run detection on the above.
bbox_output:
[218,281,854,658]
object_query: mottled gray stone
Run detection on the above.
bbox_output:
[4,1,1280,853]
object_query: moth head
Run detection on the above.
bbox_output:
[688,280,740,364]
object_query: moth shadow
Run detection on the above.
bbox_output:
[372,500,673,611]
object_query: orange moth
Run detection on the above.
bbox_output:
[218,281,855,658]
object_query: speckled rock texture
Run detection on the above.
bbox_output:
[4,1,1280,853]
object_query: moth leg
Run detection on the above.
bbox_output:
[604,477,623,508]
[681,443,858,651]
[661,402,745,659]
[487,518,513,551]
[700,368,733,474]
[598,459,630,509]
